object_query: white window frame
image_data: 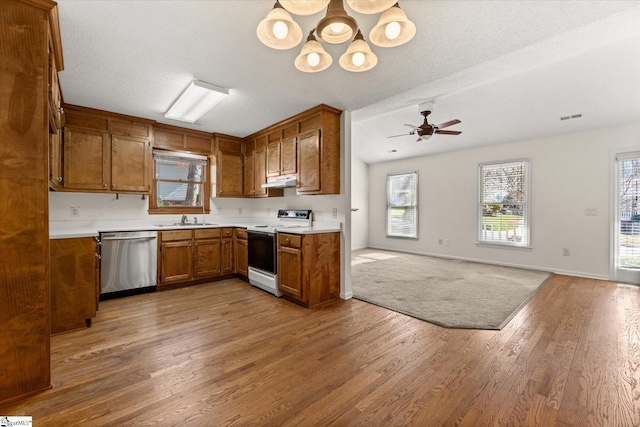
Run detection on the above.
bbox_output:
[476,159,531,249]
[386,171,418,239]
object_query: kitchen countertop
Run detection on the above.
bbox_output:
[49,219,342,239]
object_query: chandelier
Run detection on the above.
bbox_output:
[257,0,416,73]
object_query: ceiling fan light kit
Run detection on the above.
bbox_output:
[257,2,303,50]
[257,0,415,72]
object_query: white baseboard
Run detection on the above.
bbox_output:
[361,246,609,282]
[341,291,353,300]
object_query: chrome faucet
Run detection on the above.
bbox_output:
[180,213,188,225]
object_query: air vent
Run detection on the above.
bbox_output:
[560,114,582,121]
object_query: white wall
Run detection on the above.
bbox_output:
[351,155,369,250]
[367,122,640,280]
[49,190,347,224]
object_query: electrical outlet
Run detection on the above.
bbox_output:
[267,208,271,216]
[332,208,337,219]
[238,207,243,215]
[438,238,443,245]
[445,239,450,246]
[70,207,80,217]
[585,208,597,216]
[562,248,571,256]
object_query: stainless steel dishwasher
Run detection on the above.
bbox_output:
[100,230,158,299]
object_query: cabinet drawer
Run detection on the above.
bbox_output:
[235,228,247,239]
[160,230,192,241]
[279,233,301,249]
[194,228,221,239]
[222,227,234,238]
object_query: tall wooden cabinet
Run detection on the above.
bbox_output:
[1,0,63,404]
[213,134,244,198]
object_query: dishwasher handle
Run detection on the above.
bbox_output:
[101,235,157,241]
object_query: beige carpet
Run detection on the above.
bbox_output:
[351,249,551,330]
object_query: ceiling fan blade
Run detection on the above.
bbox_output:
[387,134,411,138]
[434,119,461,129]
[404,124,421,130]
[435,130,461,135]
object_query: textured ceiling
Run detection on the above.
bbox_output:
[55,1,640,164]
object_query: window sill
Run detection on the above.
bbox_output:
[475,242,532,251]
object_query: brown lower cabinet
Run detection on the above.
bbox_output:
[50,237,99,334]
[278,232,340,308]
[234,228,248,278]
[158,228,234,287]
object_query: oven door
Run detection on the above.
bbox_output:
[248,230,277,275]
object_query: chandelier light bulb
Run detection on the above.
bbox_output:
[272,21,289,40]
[385,21,401,40]
[330,22,345,33]
[351,51,365,67]
[307,52,321,67]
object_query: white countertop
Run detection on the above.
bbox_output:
[49,219,342,239]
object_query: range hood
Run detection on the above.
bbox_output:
[262,176,297,189]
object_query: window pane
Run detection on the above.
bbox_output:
[619,157,640,269]
[478,160,529,246]
[387,172,418,238]
[153,151,208,209]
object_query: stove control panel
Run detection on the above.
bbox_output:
[277,209,312,220]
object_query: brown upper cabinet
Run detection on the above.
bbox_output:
[153,123,213,154]
[244,135,283,198]
[61,106,153,194]
[244,104,341,195]
[213,134,243,198]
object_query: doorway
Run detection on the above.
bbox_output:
[613,151,640,285]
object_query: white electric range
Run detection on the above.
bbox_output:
[246,210,312,297]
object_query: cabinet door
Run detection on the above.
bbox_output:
[235,238,248,277]
[221,238,234,274]
[254,148,267,196]
[280,137,297,175]
[279,246,303,298]
[216,151,243,197]
[194,238,221,278]
[63,127,110,190]
[266,142,281,177]
[50,237,97,334]
[297,130,321,193]
[160,240,193,284]
[111,134,150,193]
[243,153,255,197]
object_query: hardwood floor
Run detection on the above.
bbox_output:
[1,275,638,426]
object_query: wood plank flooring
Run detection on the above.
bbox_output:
[1,275,638,426]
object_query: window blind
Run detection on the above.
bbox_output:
[387,172,418,239]
[153,150,207,208]
[478,160,529,247]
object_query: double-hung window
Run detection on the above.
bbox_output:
[150,150,210,213]
[387,172,418,239]
[477,159,530,247]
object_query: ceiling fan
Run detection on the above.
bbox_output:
[388,110,461,141]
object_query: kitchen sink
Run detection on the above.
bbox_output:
[154,223,219,227]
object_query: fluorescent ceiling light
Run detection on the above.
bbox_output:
[165,80,229,123]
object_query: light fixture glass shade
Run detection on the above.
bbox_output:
[279,0,330,15]
[316,0,358,44]
[339,30,377,72]
[420,133,432,140]
[369,4,415,47]
[165,80,229,123]
[346,0,396,14]
[257,3,303,50]
[295,31,333,72]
